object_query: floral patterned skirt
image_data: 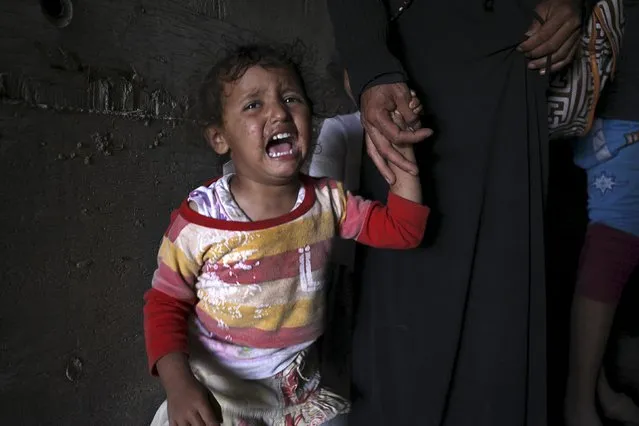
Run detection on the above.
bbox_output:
[150,345,350,426]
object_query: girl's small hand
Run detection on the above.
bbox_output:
[157,353,221,426]
[359,82,433,184]
[391,90,424,132]
[166,376,220,426]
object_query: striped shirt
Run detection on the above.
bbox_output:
[144,174,429,379]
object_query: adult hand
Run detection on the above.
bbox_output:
[360,83,433,184]
[518,0,581,74]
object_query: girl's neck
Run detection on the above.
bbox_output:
[229,174,302,222]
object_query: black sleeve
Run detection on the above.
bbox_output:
[327,0,407,104]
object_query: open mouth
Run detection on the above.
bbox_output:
[266,132,296,159]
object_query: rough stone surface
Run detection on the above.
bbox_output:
[0,103,219,424]
[0,0,352,120]
[2,1,638,425]
[0,1,354,424]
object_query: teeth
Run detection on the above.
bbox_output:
[271,132,292,141]
[267,149,294,158]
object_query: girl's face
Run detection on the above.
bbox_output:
[208,65,311,186]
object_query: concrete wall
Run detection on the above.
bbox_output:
[2,1,637,425]
[0,1,347,424]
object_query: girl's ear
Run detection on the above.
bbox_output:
[204,125,230,155]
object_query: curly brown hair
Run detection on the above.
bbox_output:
[198,44,311,128]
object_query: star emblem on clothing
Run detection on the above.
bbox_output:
[592,171,617,195]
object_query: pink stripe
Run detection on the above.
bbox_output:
[204,240,331,284]
[340,194,372,239]
[196,307,322,348]
[166,214,191,242]
[316,177,337,191]
[152,262,196,302]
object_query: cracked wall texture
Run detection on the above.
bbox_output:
[2,1,638,425]
[0,0,349,424]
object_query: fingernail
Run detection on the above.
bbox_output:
[516,46,523,52]
[525,31,534,37]
[539,69,546,76]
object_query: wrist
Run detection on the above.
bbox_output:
[157,352,196,394]
[359,73,407,105]
[393,144,416,160]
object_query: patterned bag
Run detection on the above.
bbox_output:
[548,0,624,140]
[389,0,624,141]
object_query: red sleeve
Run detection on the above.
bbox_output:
[355,192,430,249]
[143,288,194,375]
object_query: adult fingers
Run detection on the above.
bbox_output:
[518,18,544,52]
[392,107,424,128]
[520,21,565,56]
[364,122,417,175]
[408,91,421,108]
[367,107,430,145]
[365,134,396,184]
[550,39,579,72]
[527,29,579,70]
[390,110,409,130]
[526,21,580,60]
[367,107,406,142]
[393,90,422,130]
[519,0,580,56]
[549,29,580,64]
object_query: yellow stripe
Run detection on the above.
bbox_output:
[202,210,338,262]
[196,269,328,307]
[158,236,200,278]
[197,297,322,331]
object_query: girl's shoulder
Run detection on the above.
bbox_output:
[185,175,229,220]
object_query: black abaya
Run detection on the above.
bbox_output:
[328,1,549,425]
